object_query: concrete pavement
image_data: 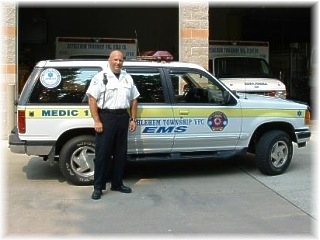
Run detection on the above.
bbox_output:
[1,123,318,239]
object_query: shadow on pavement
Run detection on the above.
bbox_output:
[20,154,259,184]
[22,156,66,183]
[125,155,257,180]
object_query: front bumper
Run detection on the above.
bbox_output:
[295,128,311,148]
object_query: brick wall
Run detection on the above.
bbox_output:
[179,1,209,69]
[1,2,16,140]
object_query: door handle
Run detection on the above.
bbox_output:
[179,110,189,115]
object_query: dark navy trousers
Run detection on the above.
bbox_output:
[93,110,129,190]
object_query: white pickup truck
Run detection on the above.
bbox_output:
[209,40,286,98]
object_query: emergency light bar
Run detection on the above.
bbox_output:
[137,50,173,61]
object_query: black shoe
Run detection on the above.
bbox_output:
[91,189,102,200]
[111,185,132,193]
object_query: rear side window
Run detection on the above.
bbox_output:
[125,68,165,103]
[28,67,101,104]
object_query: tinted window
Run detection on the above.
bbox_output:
[126,69,165,103]
[169,70,227,105]
[29,67,101,103]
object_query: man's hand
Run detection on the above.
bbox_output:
[129,121,137,132]
[94,120,103,133]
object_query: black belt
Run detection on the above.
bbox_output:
[98,108,127,115]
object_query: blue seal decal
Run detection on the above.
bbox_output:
[40,68,62,88]
[207,111,228,131]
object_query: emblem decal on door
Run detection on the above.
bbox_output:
[207,111,228,131]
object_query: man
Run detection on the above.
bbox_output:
[86,50,140,200]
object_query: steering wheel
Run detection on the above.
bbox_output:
[183,85,194,101]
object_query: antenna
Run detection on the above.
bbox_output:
[135,30,140,56]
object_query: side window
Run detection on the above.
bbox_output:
[126,69,164,103]
[28,67,101,104]
[169,70,226,105]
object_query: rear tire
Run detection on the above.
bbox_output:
[255,130,293,175]
[59,135,95,185]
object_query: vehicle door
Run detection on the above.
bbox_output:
[124,67,174,154]
[165,68,242,152]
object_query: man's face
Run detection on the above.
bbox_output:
[108,51,124,73]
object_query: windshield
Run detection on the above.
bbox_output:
[214,57,273,78]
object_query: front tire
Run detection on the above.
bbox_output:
[59,135,95,185]
[255,130,293,175]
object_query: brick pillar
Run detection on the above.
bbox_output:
[179,1,209,69]
[1,2,17,139]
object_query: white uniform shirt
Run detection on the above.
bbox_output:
[86,64,140,109]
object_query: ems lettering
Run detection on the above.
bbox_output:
[174,126,188,133]
[142,126,157,133]
[142,126,188,133]
[157,126,175,133]
[42,109,79,117]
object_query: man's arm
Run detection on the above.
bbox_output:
[88,95,103,132]
[130,98,138,120]
[129,98,138,132]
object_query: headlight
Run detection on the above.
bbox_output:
[274,91,287,99]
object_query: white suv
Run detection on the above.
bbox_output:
[9,59,311,185]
